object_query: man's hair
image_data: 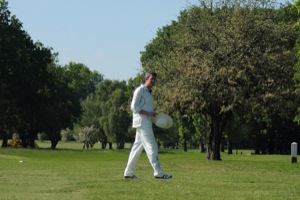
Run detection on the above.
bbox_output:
[144,72,157,81]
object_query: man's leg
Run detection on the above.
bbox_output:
[139,123,164,177]
[124,130,144,176]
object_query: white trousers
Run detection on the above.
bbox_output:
[124,121,164,177]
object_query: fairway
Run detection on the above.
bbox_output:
[0,141,299,200]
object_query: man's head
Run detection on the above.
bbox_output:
[144,72,157,89]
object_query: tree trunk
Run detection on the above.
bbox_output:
[206,111,231,160]
[28,138,35,148]
[90,142,94,148]
[206,128,213,159]
[101,137,107,149]
[50,132,60,149]
[212,128,222,160]
[1,132,8,147]
[199,141,205,153]
[183,138,187,152]
[227,120,233,154]
[1,138,8,147]
[220,139,225,152]
[117,142,124,149]
[51,139,59,149]
[227,140,233,154]
[28,131,36,148]
[267,128,275,154]
[20,131,28,148]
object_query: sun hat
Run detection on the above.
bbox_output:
[153,113,173,129]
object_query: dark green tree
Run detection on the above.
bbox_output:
[63,62,103,100]
[0,0,54,147]
[0,0,104,148]
[46,62,104,149]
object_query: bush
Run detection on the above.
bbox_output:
[8,133,22,148]
[60,128,74,141]
[37,132,48,141]
[77,125,98,149]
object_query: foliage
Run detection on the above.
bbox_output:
[154,124,179,149]
[37,132,48,141]
[0,0,104,149]
[141,0,298,159]
[60,128,74,142]
[96,80,131,149]
[0,0,53,147]
[63,62,103,101]
[76,125,98,149]
[7,133,22,147]
[293,0,300,125]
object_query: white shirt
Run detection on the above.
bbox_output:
[131,84,153,128]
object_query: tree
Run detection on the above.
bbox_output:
[293,0,300,125]
[96,80,131,149]
[0,0,104,148]
[141,0,298,160]
[63,62,103,100]
[45,62,103,149]
[41,63,78,149]
[77,125,98,149]
[0,0,55,147]
[192,114,207,152]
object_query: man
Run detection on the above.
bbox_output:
[123,72,172,179]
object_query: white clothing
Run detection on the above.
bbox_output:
[131,85,154,128]
[124,84,164,177]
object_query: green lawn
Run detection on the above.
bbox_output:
[0,141,299,200]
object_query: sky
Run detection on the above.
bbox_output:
[7,0,202,81]
[7,0,288,81]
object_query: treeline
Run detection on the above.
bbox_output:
[0,1,104,149]
[140,0,300,160]
[1,0,300,160]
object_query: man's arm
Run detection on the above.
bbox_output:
[139,110,156,117]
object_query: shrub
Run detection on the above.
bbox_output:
[37,132,48,141]
[60,128,74,141]
[8,133,22,148]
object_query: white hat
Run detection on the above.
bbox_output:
[153,113,173,129]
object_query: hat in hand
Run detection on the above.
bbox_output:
[153,113,173,129]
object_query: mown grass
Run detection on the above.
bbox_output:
[0,141,299,200]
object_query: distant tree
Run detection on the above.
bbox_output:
[177,115,194,152]
[63,62,103,100]
[45,63,103,149]
[79,94,102,144]
[60,128,74,142]
[96,80,131,149]
[106,88,130,149]
[77,125,98,149]
[192,114,207,153]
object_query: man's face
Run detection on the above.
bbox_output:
[146,75,156,87]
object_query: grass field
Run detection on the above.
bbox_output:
[0,141,299,200]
